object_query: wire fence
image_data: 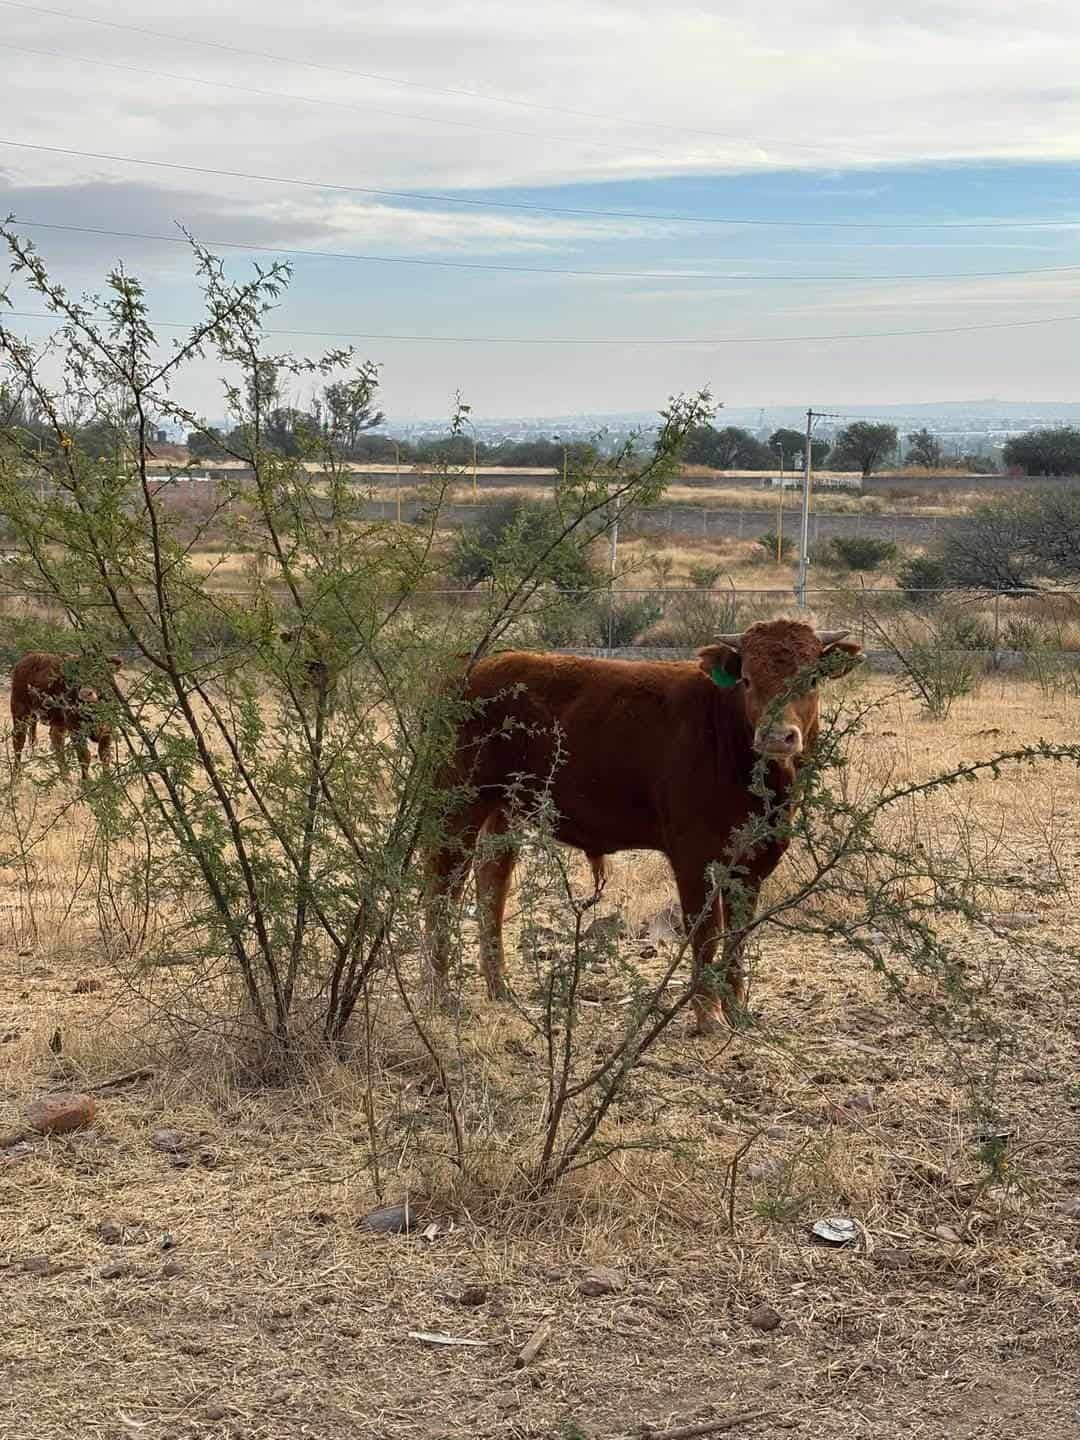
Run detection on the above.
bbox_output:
[1,584,1078,673]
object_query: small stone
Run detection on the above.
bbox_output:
[578,1265,624,1297]
[99,1260,129,1280]
[845,1090,877,1113]
[357,1202,413,1235]
[638,945,658,960]
[457,1284,488,1306]
[1060,1197,1080,1220]
[933,1223,962,1243]
[162,1260,184,1278]
[748,1303,782,1332]
[205,1403,228,1421]
[24,1093,96,1135]
[20,1255,53,1276]
[150,1128,185,1154]
[97,1221,124,1245]
[747,1158,785,1181]
[492,1390,520,1413]
[743,1339,768,1357]
[875,1247,913,1270]
[582,914,626,946]
[73,977,102,994]
[542,1267,568,1283]
[160,1233,177,1251]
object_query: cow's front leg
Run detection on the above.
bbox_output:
[671,860,726,1035]
[49,724,70,779]
[672,859,756,1033]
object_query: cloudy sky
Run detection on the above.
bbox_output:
[2,0,1079,421]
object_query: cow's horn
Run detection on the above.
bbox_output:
[712,632,743,649]
[818,629,851,646]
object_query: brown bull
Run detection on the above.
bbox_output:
[426,619,862,1032]
[10,651,121,780]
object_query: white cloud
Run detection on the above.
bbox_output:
[3,0,1080,201]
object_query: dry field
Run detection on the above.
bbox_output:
[2,675,1080,1440]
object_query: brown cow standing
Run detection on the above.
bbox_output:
[10,651,121,780]
[426,619,862,1033]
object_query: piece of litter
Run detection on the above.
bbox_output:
[810,1216,858,1247]
[408,1331,491,1347]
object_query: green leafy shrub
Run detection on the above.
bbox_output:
[828,536,898,571]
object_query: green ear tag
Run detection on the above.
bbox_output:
[710,666,738,689]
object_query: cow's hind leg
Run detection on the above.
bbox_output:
[586,852,608,903]
[424,798,493,1002]
[474,807,517,1000]
[11,715,31,774]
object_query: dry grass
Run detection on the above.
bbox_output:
[2,676,1080,1438]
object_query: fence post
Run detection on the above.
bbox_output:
[993,591,1001,656]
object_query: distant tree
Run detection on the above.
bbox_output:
[831,421,899,480]
[1002,427,1080,477]
[318,365,385,455]
[264,407,323,459]
[684,424,772,469]
[447,497,600,591]
[962,451,998,474]
[246,358,280,416]
[186,425,231,461]
[768,427,829,468]
[906,427,943,469]
[937,489,1080,591]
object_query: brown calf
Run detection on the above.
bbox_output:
[426,620,862,1032]
[10,651,121,780]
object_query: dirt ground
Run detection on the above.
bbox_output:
[2,676,1080,1440]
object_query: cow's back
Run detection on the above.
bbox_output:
[453,651,750,855]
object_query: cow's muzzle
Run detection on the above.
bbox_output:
[753,723,803,759]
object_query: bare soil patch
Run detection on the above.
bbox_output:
[3,677,1080,1439]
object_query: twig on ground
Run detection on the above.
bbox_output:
[648,1411,771,1434]
[642,1410,773,1440]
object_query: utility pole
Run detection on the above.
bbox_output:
[776,445,785,563]
[796,409,842,609]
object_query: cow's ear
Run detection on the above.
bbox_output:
[820,639,864,678]
[698,642,742,688]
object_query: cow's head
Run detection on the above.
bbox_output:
[699,619,863,761]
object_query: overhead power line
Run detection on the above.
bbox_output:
[0,0,890,161]
[13,218,1080,284]
[0,41,707,164]
[3,139,1076,232]
[5,307,1080,346]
